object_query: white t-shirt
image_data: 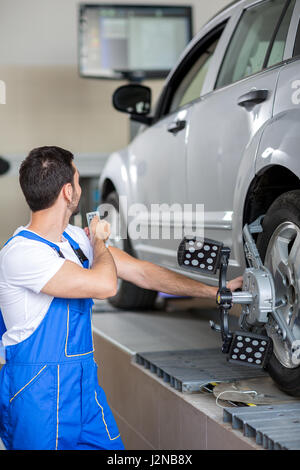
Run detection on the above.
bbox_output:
[0,224,93,347]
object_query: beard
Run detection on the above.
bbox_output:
[72,203,80,216]
[68,190,81,216]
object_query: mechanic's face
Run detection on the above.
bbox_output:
[69,164,81,216]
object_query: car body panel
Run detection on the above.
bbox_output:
[255,61,300,180]
[99,150,133,224]
[186,65,279,280]
[121,106,191,270]
[99,0,300,286]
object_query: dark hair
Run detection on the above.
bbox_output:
[19,146,75,212]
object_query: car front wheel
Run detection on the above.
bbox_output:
[256,190,300,396]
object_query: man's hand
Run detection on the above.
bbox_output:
[41,217,117,300]
[227,276,243,292]
[87,216,110,246]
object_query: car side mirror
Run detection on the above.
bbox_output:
[112,84,153,125]
[0,156,10,175]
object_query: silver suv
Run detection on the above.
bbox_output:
[100,0,300,394]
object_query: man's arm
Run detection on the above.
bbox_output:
[42,219,117,299]
[108,246,243,299]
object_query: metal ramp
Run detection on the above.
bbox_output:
[223,403,300,450]
[135,348,267,393]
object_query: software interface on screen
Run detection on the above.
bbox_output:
[79,5,192,78]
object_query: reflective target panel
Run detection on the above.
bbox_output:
[228,331,272,368]
[177,237,223,274]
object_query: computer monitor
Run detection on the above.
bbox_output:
[78,4,193,80]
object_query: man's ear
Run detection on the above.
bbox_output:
[62,182,73,203]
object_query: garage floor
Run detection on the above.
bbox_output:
[92,298,223,352]
[91,298,268,450]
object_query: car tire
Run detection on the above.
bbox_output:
[103,191,158,310]
[256,190,300,396]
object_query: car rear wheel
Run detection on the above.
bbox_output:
[102,191,158,310]
[256,190,300,396]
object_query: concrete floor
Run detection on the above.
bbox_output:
[91,298,263,450]
[92,299,223,353]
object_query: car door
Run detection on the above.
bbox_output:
[129,25,225,269]
[127,101,191,268]
[185,0,296,280]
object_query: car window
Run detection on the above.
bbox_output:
[293,16,300,56]
[169,35,222,114]
[293,18,300,56]
[267,0,296,67]
[215,0,288,89]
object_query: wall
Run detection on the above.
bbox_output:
[0,0,230,244]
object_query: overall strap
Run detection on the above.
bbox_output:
[0,310,6,338]
[14,230,89,268]
[13,230,65,258]
[63,230,89,268]
[0,229,90,350]
[6,229,88,267]
[0,230,64,347]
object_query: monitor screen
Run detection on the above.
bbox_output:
[78,4,193,80]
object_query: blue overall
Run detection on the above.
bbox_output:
[0,230,124,450]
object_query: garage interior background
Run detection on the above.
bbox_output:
[0,0,229,245]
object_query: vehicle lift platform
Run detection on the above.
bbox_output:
[92,298,300,451]
[91,219,300,450]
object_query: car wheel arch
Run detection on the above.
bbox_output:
[101,178,116,203]
[243,165,300,228]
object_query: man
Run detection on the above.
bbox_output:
[0,146,242,450]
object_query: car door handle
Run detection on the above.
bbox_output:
[237,89,269,108]
[167,119,186,134]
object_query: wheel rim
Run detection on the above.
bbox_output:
[265,221,300,368]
